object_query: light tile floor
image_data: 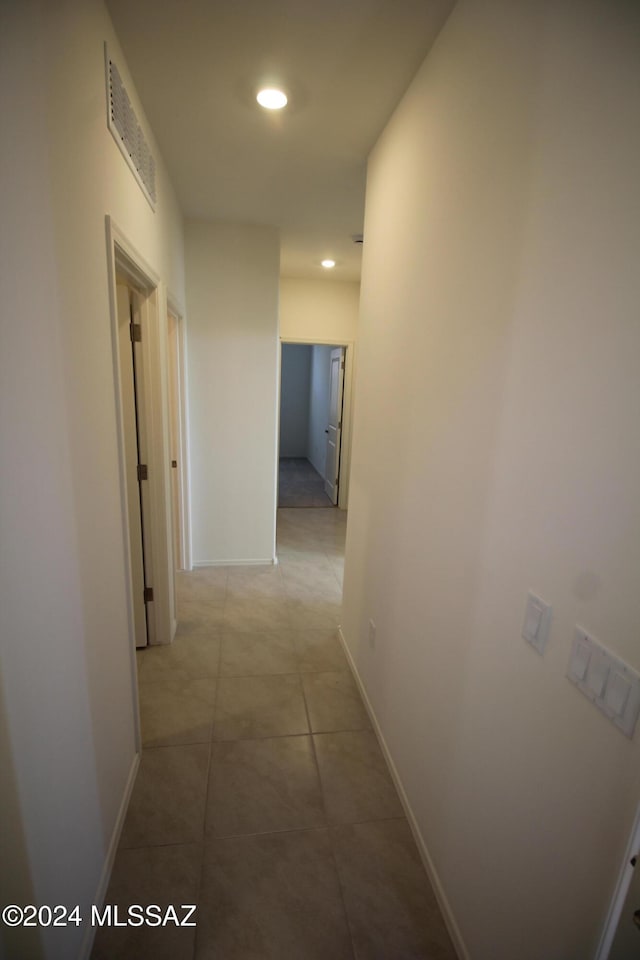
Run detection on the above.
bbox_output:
[92,508,457,959]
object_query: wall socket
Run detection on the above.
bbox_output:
[368,619,377,649]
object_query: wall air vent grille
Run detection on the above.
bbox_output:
[106,46,156,209]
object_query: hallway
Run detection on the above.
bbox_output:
[92,509,456,959]
[278,457,334,508]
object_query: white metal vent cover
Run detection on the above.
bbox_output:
[105,44,156,209]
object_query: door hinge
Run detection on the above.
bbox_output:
[137,463,148,481]
[130,322,142,343]
[171,459,177,469]
[338,420,342,429]
[144,586,154,603]
[341,360,345,370]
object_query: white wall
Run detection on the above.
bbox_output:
[342,1,640,958]
[280,277,359,343]
[186,221,280,564]
[0,2,185,958]
[279,345,312,457]
[307,346,335,478]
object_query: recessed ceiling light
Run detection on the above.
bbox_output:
[321,259,336,269]
[256,88,288,110]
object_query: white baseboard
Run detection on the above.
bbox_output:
[78,750,140,960]
[193,558,277,567]
[337,625,470,960]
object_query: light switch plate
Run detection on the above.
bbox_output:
[567,627,640,738]
[604,672,631,717]
[521,592,552,655]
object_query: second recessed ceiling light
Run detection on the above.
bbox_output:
[321,259,336,269]
[257,88,288,110]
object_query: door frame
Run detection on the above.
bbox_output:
[596,800,640,958]
[167,297,192,572]
[106,216,178,647]
[278,337,355,511]
[324,346,346,505]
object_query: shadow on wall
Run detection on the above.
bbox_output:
[0,669,43,960]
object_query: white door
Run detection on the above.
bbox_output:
[116,281,155,647]
[167,309,182,572]
[324,347,345,505]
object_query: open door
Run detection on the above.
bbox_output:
[324,347,345,505]
[116,280,155,648]
[167,308,183,571]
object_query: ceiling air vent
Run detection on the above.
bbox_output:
[105,45,156,209]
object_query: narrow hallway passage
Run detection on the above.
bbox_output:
[93,509,456,959]
[278,457,334,508]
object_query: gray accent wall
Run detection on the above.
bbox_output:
[279,344,312,457]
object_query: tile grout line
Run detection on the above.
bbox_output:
[119,812,408,854]
[191,565,227,960]
[298,610,358,960]
[122,510,353,958]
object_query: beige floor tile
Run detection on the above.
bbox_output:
[226,566,285,601]
[120,744,209,848]
[294,629,349,673]
[219,630,297,676]
[331,819,458,960]
[206,736,325,837]
[289,599,342,630]
[223,598,291,632]
[275,544,321,563]
[91,843,201,960]
[214,674,309,740]
[196,830,354,960]
[279,558,337,584]
[136,634,220,683]
[302,671,372,733]
[178,565,229,589]
[177,579,227,607]
[282,576,343,603]
[327,555,345,588]
[174,618,223,641]
[139,677,216,747]
[177,596,226,627]
[314,731,404,824]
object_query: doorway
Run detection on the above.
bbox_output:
[278,343,346,508]
[167,305,190,573]
[116,278,155,647]
[107,217,179,652]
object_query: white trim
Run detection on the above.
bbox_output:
[107,217,160,291]
[105,218,144,740]
[279,337,355,511]
[166,295,192,572]
[273,327,282,557]
[106,213,176,649]
[337,625,469,960]
[78,750,140,960]
[193,558,277,568]
[596,801,640,959]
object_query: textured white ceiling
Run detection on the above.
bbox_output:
[106,0,455,280]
